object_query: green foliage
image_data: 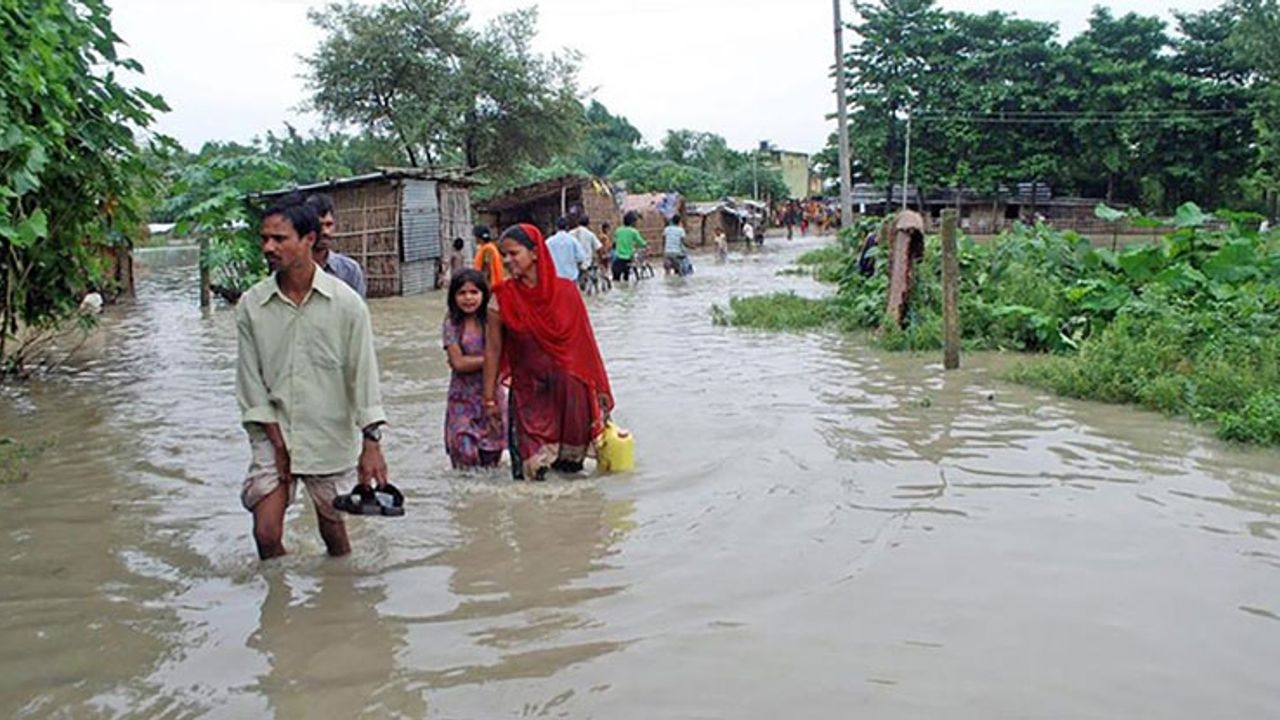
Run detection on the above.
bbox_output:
[711,293,831,331]
[1,0,167,375]
[727,208,1280,444]
[724,164,790,203]
[304,0,582,179]
[833,0,1261,213]
[610,159,725,200]
[576,101,645,177]
[608,147,789,202]
[260,125,404,185]
[163,150,293,293]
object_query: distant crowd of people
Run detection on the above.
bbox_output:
[777,199,839,239]
[446,210,718,291]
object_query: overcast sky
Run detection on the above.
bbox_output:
[110,0,1224,155]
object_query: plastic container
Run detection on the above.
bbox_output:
[597,421,635,473]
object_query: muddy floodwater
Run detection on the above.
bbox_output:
[2,237,1279,718]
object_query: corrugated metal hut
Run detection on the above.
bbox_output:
[258,168,478,297]
[475,175,620,240]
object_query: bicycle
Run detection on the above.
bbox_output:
[579,264,612,295]
[631,249,656,280]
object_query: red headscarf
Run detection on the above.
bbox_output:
[493,224,614,431]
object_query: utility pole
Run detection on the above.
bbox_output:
[902,109,912,211]
[752,147,759,201]
[941,209,960,370]
[833,0,853,228]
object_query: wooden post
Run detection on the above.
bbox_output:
[199,236,211,309]
[941,209,960,370]
[560,184,568,216]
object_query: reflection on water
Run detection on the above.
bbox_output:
[2,241,1279,718]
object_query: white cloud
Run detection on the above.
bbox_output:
[109,0,1227,155]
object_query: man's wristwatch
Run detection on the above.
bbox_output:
[362,425,383,443]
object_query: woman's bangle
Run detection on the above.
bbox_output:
[483,398,497,407]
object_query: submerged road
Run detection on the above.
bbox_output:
[2,237,1278,718]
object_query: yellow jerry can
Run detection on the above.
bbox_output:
[597,421,635,473]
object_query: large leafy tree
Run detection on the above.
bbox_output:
[1229,0,1280,208]
[576,100,645,177]
[844,0,946,204]
[305,0,583,182]
[828,0,1265,213]
[1,0,166,374]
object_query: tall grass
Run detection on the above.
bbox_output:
[718,209,1280,445]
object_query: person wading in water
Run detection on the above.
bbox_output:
[235,195,389,559]
[483,223,614,480]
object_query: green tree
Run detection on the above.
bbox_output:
[1,0,167,375]
[576,100,646,177]
[660,130,739,176]
[162,145,294,296]
[1229,0,1280,210]
[844,0,947,204]
[608,159,724,200]
[828,0,1261,213]
[261,125,404,184]
[725,164,789,202]
[304,0,583,182]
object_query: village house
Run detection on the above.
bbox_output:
[684,198,768,246]
[474,175,621,241]
[257,168,478,297]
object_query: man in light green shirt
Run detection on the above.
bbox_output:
[236,197,388,560]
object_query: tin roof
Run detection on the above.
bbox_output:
[254,167,481,199]
[473,174,604,212]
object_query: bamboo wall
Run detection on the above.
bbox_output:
[330,182,402,297]
[482,182,622,243]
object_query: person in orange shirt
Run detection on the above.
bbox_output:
[472,224,504,288]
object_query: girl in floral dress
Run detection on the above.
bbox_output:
[442,269,506,468]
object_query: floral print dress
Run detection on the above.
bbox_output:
[443,316,506,468]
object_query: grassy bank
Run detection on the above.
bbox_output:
[716,209,1280,445]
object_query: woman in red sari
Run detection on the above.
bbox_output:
[483,223,614,480]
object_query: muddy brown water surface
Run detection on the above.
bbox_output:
[2,238,1279,718]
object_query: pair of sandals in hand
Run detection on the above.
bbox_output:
[333,483,405,517]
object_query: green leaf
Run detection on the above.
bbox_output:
[1094,203,1126,222]
[1202,240,1262,284]
[1173,202,1212,229]
[1152,263,1207,293]
[13,209,49,248]
[1117,245,1165,283]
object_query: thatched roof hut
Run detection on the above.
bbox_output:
[475,175,621,241]
[685,198,767,245]
[258,168,479,297]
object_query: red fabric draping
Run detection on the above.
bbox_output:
[493,224,614,432]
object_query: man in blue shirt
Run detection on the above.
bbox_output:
[546,215,588,282]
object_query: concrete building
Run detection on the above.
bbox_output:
[759,147,812,200]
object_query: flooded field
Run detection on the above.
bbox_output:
[2,237,1278,718]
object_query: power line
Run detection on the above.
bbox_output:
[916,109,1242,118]
[910,112,1244,126]
[904,107,1248,126]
